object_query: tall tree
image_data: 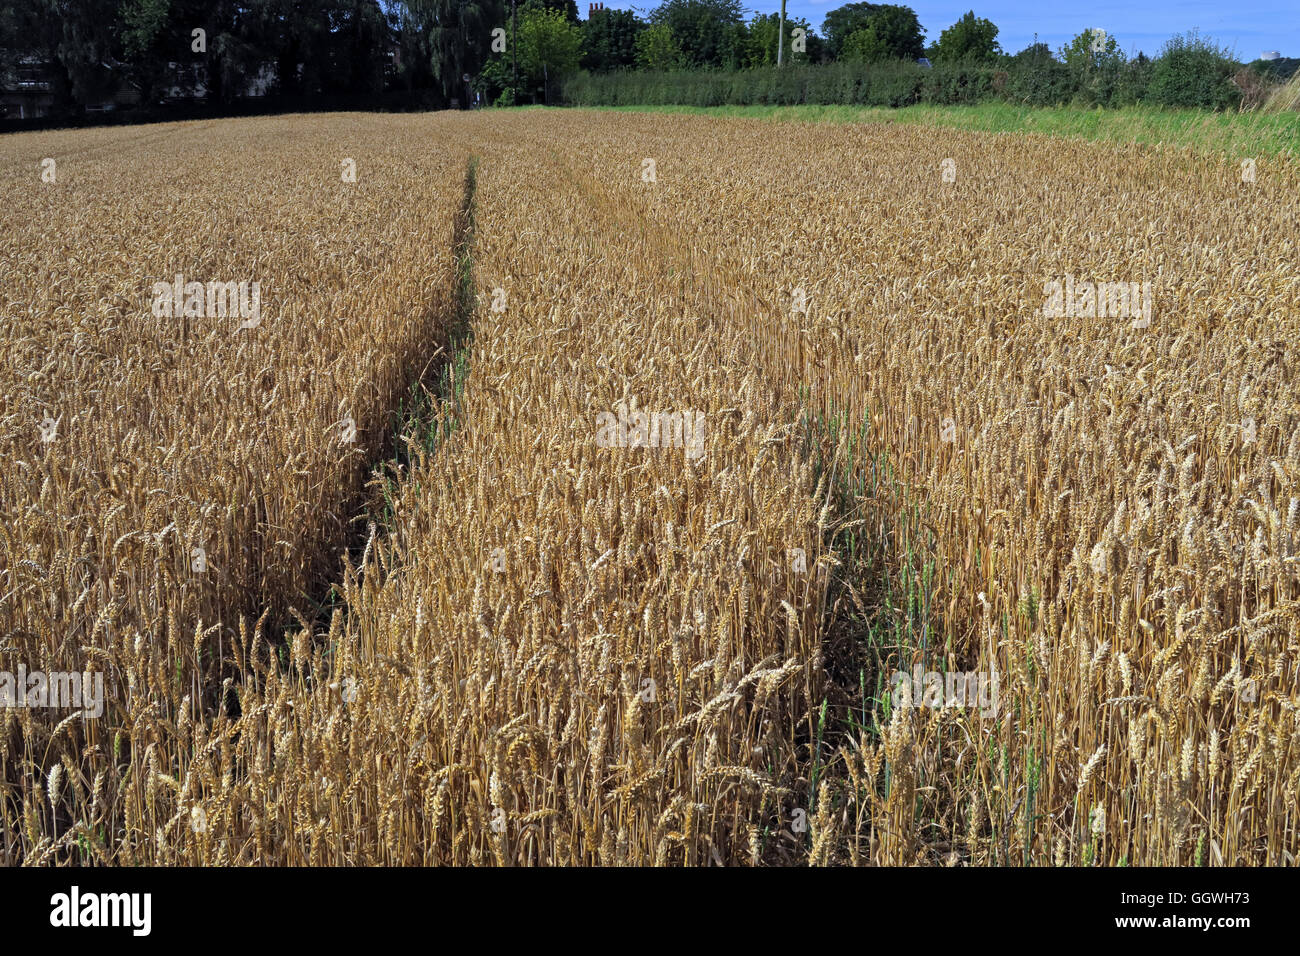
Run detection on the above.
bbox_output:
[328,0,390,94]
[932,10,1000,63]
[647,0,744,69]
[119,0,231,104]
[820,2,880,59]
[401,0,504,105]
[2,0,119,111]
[634,21,682,70]
[532,0,578,24]
[580,7,642,72]
[743,12,814,67]
[839,5,923,63]
[517,4,580,99]
[1058,26,1120,71]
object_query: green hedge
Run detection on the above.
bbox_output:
[563,61,929,108]
[562,53,1244,111]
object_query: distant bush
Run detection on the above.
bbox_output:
[858,60,924,105]
[918,61,997,105]
[1248,56,1300,82]
[1110,55,1155,107]
[1233,67,1276,111]
[1002,47,1077,106]
[1148,32,1241,110]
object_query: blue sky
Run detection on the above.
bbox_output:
[594,1,1298,60]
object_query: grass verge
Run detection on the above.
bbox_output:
[550,102,1300,162]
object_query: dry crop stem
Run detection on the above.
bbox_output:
[2,109,1298,866]
[507,110,1300,865]
[0,114,468,862]
[186,119,827,864]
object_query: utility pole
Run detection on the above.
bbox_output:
[777,0,786,66]
[512,0,518,105]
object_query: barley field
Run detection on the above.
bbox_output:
[2,109,1298,866]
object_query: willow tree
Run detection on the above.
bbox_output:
[402,0,503,105]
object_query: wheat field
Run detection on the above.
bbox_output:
[2,109,1298,865]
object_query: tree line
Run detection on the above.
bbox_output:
[1,1,1294,119]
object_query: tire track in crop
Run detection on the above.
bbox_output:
[243,132,832,864]
[541,136,931,862]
